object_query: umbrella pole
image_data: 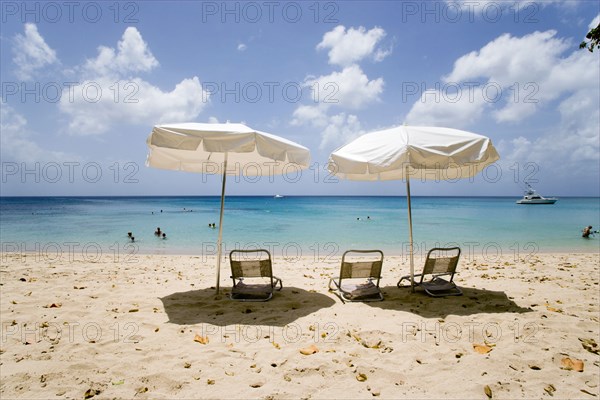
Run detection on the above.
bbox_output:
[215,153,228,294]
[405,165,415,293]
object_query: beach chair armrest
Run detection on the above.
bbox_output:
[397,273,424,287]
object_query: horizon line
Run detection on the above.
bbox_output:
[1,194,598,199]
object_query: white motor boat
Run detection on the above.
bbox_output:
[516,184,557,204]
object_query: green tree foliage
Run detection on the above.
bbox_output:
[580,23,600,52]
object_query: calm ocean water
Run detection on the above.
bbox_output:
[1,196,598,260]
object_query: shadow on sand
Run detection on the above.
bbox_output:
[371,285,533,318]
[160,286,336,326]
[161,282,532,326]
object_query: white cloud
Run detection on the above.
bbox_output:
[305,65,384,110]
[374,47,392,62]
[237,43,247,51]
[291,105,365,150]
[497,86,599,178]
[319,113,365,150]
[405,28,599,178]
[405,88,488,127]
[293,26,388,149]
[589,14,600,29]
[292,65,382,147]
[60,77,207,135]
[9,26,205,138]
[291,105,328,128]
[496,136,532,164]
[444,31,568,84]
[55,27,209,135]
[291,64,383,149]
[406,30,599,125]
[555,87,599,163]
[317,25,390,66]
[12,23,58,81]
[0,102,72,163]
[84,27,158,77]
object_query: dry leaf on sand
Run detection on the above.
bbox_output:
[473,344,493,354]
[300,344,319,355]
[484,385,492,398]
[579,338,599,355]
[544,384,556,396]
[194,334,209,345]
[84,389,101,399]
[560,357,584,372]
[545,303,563,313]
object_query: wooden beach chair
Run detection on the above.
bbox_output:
[328,250,384,302]
[397,247,462,297]
[229,249,282,301]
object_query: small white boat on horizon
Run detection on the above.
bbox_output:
[516,184,557,205]
[274,194,284,198]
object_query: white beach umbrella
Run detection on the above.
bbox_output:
[146,122,311,293]
[327,125,499,291]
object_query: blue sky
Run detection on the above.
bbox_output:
[1,0,599,197]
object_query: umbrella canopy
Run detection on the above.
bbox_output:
[329,126,498,181]
[147,122,310,174]
[146,122,311,292]
[327,125,499,290]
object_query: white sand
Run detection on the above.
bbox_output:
[1,251,598,399]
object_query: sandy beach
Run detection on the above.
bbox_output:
[1,251,598,399]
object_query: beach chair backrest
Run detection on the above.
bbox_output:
[423,247,461,277]
[340,250,384,279]
[230,250,273,278]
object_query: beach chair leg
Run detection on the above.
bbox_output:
[328,278,347,303]
[273,277,283,291]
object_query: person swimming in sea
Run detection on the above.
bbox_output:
[582,225,597,238]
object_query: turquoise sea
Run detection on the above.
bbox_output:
[1,196,598,260]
